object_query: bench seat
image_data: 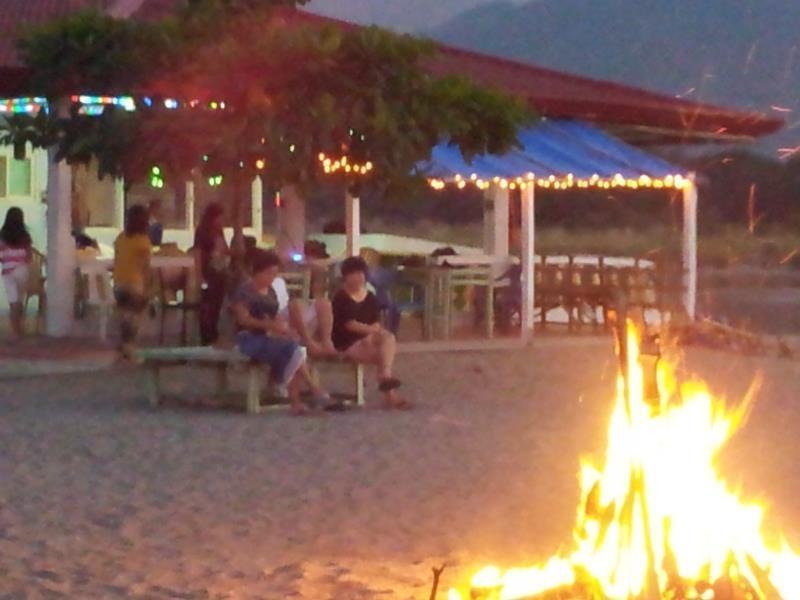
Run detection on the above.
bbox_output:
[135,346,365,414]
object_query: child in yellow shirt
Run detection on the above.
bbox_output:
[113,205,152,358]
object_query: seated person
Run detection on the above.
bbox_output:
[272,275,338,358]
[332,256,411,410]
[232,250,333,415]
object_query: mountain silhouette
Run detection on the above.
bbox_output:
[428,0,800,153]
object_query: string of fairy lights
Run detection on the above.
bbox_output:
[1,96,688,192]
[428,172,689,191]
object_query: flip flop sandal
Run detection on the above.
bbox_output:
[290,403,311,416]
[378,378,403,393]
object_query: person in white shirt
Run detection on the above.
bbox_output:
[0,207,33,339]
[272,276,338,357]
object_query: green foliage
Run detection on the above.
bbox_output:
[10,2,532,214]
[0,111,58,157]
[175,22,532,194]
[17,10,177,98]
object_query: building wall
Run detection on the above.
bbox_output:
[73,159,117,228]
[0,144,49,249]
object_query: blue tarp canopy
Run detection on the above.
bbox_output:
[421,119,683,183]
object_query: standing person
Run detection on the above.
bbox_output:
[332,256,411,409]
[113,205,152,358]
[232,250,334,415]
[361,247,401,335]
[194,203,229,345]
[0,207,33,339]
[147,198,164,246]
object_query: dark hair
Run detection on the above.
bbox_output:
[125,204,150,236]
[196,202,223,240]
[341,256,368,278]
[251,249,282,274]
[0,207,32,248]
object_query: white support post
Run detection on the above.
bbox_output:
[113,178,125,230]
[521,184,536,341]
[185,181,195,232]
[45,117,75,337]
[250,175,263,242]
[345,191,360,257]
[682,173,698,320]
[483,187,494,255]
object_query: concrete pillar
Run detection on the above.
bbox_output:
[250,176,263,242]
[45,145,75,337]
[113,178,125,229]
[682,174,698,320]
[345,191,360,257]
[521,184,536,341]
[483,183,510,257]
[185,181,195,232]
[277,184,305,260]
[483,188,494,255]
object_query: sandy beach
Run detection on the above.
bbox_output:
[2,337,800,599]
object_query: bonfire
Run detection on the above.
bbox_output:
[449,321,800,600]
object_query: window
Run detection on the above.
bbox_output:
[0,157,6,198]
[9,158,31,196]
[0,155,33,198]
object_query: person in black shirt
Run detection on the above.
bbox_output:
[332,256,411,410]
[147,198,164,246]
[194,203,229,345]
[233,250,332,415]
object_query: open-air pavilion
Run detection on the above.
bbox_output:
[335,117,696,350]
[0,4,783,342]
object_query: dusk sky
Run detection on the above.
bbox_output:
[308,0,800,153]
[306,0,507,31]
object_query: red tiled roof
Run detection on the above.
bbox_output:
[0,1,783,142]
[277,9,783,142]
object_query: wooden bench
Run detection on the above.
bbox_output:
[135,346,365,414]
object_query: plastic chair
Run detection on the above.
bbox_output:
[23,249,47,334]
[157,269,201,346]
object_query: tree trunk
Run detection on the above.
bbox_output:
[277,184,306,260]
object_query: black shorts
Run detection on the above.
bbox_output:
[114,287,148,312]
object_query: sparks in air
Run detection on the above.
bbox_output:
[777,146,800,160]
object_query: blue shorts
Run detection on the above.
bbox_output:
[235,332,303,384]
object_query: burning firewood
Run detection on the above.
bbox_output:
[429,564,446,600]
[448,319,800,600]
[665,317,795,359]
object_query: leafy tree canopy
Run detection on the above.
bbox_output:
[6,1,532,204]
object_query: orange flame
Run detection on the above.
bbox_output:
[450,321,800,599]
